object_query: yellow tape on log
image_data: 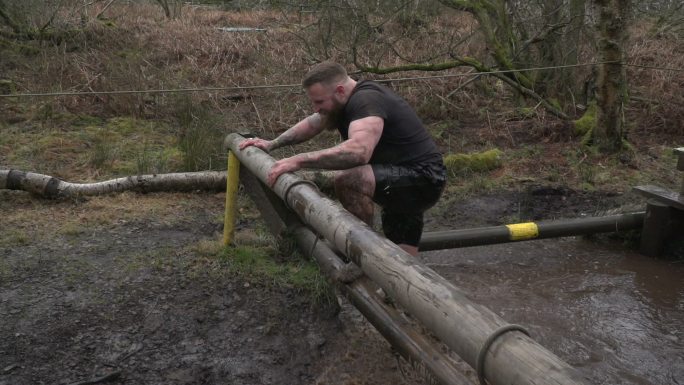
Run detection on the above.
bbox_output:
[505,223,539,241]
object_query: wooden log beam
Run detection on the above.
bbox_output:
[225,133,586,385]
[0,169,226,198]
[419,212,645,251]
[239,169,473,385]
[675,147,684,195]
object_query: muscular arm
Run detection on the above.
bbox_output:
[270,113,324,150]
[293,116,383,169]
[239,113,325,152]
[265,116,383,186]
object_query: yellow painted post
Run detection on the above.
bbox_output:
[223,150,240,246]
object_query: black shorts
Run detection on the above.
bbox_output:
[372,164,445,247]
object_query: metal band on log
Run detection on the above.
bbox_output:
[225,133,587,385]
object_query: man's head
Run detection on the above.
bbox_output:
[302,62,352,122]
[302,61,348,89]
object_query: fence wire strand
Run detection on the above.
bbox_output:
[0,61,681,99]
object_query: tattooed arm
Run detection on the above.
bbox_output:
[266,116,383,186]
[238,114,324,152]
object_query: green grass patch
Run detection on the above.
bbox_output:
[0,228,30,247]
[2,115,182,177]
[218,244,334,305]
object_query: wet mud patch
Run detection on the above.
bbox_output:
[0,191,423,385]
[1,183,674,385]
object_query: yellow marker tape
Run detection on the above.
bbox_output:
[506,222,539,241]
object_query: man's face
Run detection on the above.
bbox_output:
[306,82,344,117]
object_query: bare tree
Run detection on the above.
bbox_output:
[153,0,183,19]
[294,0,601,119]
[593,0,630,151]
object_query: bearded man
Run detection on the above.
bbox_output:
[239,62,445,257]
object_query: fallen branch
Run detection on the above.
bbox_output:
[0,169,226,198]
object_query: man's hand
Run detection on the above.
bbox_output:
[239,138,273,152]
[267,157,300,186]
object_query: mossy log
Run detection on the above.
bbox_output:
[0,169,226,198]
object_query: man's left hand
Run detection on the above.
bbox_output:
[267,157,300,187]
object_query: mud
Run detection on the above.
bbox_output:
[1,185,682,385]
[0,192,415,385]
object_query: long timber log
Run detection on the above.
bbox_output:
[239,169,473,385]
[225,133,587,385]
[419,212,645,251]
[0,169,226,198]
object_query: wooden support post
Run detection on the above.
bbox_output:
[222,151,240,246]
[639,200,672,257]
[675,147,684,195]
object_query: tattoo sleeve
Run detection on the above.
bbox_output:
[269,114,321,151]
[295,148,366,170]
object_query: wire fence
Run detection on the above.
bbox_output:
[0,61,681,99]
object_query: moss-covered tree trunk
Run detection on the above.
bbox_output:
[594,0,630,152]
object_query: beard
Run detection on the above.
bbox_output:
[320,100,345,132]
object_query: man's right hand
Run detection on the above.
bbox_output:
[239,138,273,152]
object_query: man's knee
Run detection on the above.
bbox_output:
[333,170,356,190]
[334,167,373,196]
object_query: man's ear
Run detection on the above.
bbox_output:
[335,84,345,96]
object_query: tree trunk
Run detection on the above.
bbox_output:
[154,0,172,18]
[0,170,226,198]
[594,0,630,152]
[0,0,22,35]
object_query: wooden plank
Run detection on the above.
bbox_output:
[640,200,673,257]
[633,185,684,211]
[238,165,293,236]
[674,147,684,171]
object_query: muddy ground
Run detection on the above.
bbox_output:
[0,183,675,385]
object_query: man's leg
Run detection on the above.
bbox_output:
[399,244,419,257]
[334,165,375,226]
[372,165,445,258]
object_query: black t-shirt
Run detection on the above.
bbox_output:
[337,80,444,180]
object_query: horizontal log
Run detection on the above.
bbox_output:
[238,169,473,385]
[224,133,586,385]
[0,169,226,198]
[419,212,645,251]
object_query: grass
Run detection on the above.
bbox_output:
[0,229,30,247]
[182,230,335,305]
[216,244,334,304]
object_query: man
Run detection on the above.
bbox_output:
[239,62,445,257]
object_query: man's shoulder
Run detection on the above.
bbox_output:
[354,80,385,93]
[349,81,387,106]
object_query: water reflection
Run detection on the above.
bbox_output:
[426,237,684,385]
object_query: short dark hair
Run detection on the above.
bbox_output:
[302,62,347,88]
